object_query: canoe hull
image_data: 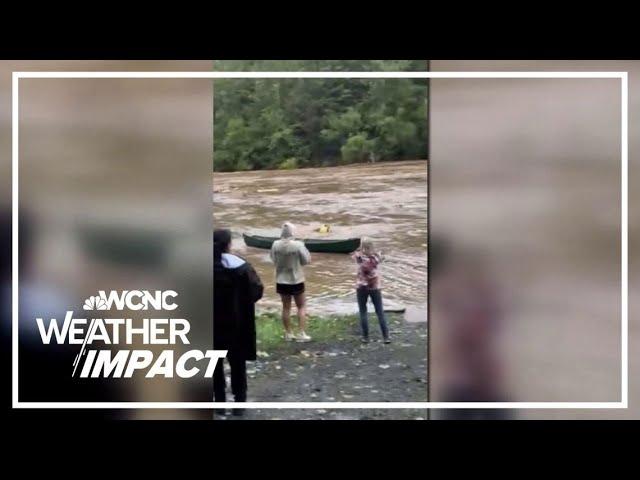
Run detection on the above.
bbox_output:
[243,234,360,254]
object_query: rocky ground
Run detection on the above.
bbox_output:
[215,314,428,420]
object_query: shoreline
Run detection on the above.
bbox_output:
[217,312,428,420]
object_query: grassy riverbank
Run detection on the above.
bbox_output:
[255,312,409,353]
[256,312,356,352]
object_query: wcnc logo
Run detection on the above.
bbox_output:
[82,290,178,311]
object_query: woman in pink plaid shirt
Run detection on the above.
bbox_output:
[351,238,390,343]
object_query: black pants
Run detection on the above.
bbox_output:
[213,354,247,402]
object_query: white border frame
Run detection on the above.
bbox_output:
[12,70,628,410]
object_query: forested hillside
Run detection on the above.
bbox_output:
[213,60,428,172]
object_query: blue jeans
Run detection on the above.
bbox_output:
[356,287,389,340]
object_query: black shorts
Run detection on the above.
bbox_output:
[276,282,305,296]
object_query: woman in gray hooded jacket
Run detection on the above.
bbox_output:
[270,222,311,342]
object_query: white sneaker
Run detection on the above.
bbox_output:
[296,332,312,343]
[284,331,296,342]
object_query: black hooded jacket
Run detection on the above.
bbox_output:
[214,253,263,361]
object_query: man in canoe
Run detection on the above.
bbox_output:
[270,222,312,342]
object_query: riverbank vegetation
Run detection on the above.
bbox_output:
[255,311,403,353]
[213,60,428,172]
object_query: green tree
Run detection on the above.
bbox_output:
[213,60,428,171]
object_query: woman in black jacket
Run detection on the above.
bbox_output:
[213,229,263,416]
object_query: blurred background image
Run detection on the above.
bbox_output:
[0,61,214,419]
[429,61,634,419]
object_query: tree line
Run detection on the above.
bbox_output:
[213,60,428,172]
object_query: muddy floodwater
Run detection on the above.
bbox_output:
[213,160,428,318]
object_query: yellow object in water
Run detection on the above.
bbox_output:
[317,224,331,234]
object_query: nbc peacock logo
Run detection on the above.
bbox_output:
[83,295,107,311]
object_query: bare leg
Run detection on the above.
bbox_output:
[280,294,292,334]
[293,292,307,332]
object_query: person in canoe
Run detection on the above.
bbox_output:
[351,237,390,344]
[213,228,264,416]
[270,222,312,342]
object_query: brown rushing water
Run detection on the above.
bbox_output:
[213,160,428,316]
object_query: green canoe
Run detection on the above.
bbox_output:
[243,233,360,254]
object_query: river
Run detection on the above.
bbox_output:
[213,160,428,318]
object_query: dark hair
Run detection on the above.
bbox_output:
[213,229,232,263]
